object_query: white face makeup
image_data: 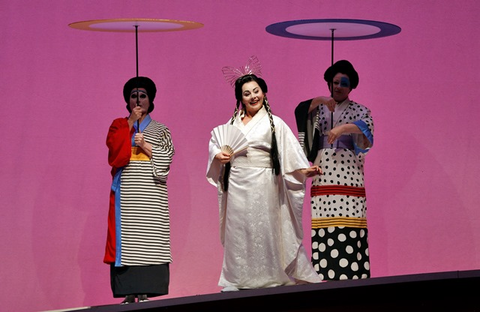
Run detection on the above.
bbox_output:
[129,88,150,113]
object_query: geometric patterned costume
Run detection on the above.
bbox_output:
[104,115,174,297]
[295,98,374,280]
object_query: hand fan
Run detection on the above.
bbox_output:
[212,125,248,155]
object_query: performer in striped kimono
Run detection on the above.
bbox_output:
[295,60,374,281]
[104,77,174,304]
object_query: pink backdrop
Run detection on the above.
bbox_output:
[1,1,479,311]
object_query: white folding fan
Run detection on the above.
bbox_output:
[212,124,249,155]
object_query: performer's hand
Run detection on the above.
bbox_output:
[325,97,337,112]
[301,165,322,177]
[327,126,344,144]
[133,133,152,157]
[134,133,146,147]
[310,96,335,113]
[129,106,144,123]
[215,152,231,164]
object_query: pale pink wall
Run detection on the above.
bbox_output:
[1,1,479,311]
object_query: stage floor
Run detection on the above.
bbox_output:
[55,269,480,312]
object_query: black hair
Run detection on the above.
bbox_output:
[324,60,359,90]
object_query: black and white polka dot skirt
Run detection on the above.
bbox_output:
[311,225,370,280]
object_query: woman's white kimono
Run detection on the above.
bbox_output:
[207,107,321,289]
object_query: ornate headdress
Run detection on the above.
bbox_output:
[222,55,262,87]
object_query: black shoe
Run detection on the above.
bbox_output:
[121,295,136,305]
[137,294,149,302]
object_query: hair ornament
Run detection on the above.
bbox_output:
[222,55,262,87]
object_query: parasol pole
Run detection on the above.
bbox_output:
[330,28,335,148]
[135,24,139,80]
[135,25,140,133]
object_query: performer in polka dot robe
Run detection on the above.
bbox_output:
[295,60,374,280]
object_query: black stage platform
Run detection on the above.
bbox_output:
[66,270,480,312]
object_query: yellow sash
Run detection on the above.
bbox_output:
[130,147,150,161]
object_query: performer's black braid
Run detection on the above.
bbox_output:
[263,97,280,175]
[229,102,239,125]
[222,101,240,192]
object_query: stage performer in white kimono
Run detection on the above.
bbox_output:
[207,56,322,292]
[104,76,174,304]
[295,60,374,281]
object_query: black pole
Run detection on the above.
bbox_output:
[331,28,335,66]
[135,25,140,132]
[135,25,139,79]
[330,28,335,148]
